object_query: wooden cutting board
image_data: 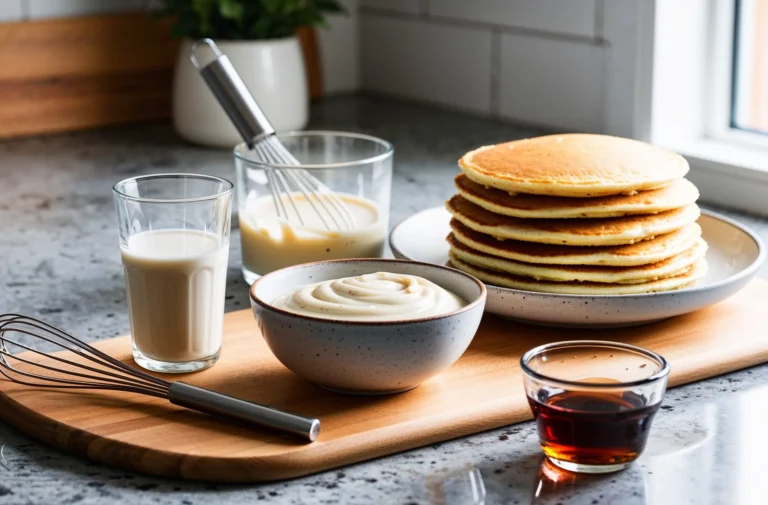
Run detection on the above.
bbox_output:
[3,279,768,483]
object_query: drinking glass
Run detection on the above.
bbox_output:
[521,340,670,474]
[234,131,393,284]
[113,174,234,373]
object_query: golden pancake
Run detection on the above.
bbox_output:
[455,174,699,219]
[449,256,708,295]
[450,219,702,266]
[448,234,707,284]
[446,195,700,246]
[459,134,689,197]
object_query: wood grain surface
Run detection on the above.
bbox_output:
[0,13,179,139]
[2,280,768,483]
[297,26,323,101]
[0,14,325,139]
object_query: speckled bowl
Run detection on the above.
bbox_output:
[249,259,487,395]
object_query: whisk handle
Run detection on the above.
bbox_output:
[168,382,320,442]
[190,39,275,145]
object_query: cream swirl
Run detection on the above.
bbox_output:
[272,271,466,321]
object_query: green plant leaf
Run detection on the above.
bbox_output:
[153,0,347,40]
[317,0,346,14]
[191,0,216,35]
[219,0,244,20]
[261,0,282,14]
[249,15,270,39]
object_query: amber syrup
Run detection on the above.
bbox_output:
[528,389,660,467]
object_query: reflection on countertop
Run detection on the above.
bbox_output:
[1,94,768,504]
[417,385,764,505]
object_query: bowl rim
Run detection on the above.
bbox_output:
[520,340,671,389]
[249,258,487,326]
[112,173,234,204]
[233,130,394,170]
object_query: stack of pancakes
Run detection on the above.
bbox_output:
[446,134,708,294]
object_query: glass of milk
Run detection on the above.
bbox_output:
[234,131,393,284]
[113,174,234,373]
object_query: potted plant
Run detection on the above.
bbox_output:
[156,0,345,147]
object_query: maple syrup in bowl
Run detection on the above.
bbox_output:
[521,340,670,474]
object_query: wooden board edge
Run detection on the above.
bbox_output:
[4,280,768,482]
[668,349,768,388]
[5,334,768,484]
[0,388,522,482]
[0,393,192,478]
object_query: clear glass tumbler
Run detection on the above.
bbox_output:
[234,131,393,284]
[521,341,670,474]
[113,174,234,373]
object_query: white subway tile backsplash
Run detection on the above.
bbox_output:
[28,0,144,19]
[318,0,359,93]
[0,0,22,22]
[430,0,597,38]
[430,0,596,38]
[359,0,421,15]
[499,33,605,131]
[361,15,492,113]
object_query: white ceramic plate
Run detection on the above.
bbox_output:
[390,207,765,327]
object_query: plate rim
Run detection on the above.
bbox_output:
[388,207,766,300]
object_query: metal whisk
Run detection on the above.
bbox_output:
[190,39,356,231]
[0,315,320,442]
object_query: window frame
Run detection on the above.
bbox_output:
[622,0,768,215]
[709,0,768,148]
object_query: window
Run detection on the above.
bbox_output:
[641,0,768,215]
[732,0,768,135]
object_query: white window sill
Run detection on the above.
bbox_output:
[660,139,768,216]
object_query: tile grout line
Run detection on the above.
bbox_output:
[489,30,502,119]
[594,0,605,41]
[358,89,567,135]
[358,6,606,46]
[420,0,430,19]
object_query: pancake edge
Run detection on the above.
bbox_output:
[455,175,700,219]
[448,256,708,295]
[446,198,702,246]
[449,220,703,266]
[448,236,708,284]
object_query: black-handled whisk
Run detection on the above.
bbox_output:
[0,315,320,442]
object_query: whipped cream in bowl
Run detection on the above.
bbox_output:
[272,271,466,321]
[250,259,486,395]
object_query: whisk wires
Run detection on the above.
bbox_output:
[0,315,170,399]
[253,135,357,232]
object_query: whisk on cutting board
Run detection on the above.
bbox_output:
[0,315,320,442]
[190,38,356,231]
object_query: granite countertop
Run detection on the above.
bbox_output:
[2,95,768,505]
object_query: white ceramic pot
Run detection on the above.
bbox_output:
[173,37,308,148]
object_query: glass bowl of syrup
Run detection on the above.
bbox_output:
[521,340,670,474]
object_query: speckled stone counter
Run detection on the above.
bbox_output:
[2,96,768,505]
